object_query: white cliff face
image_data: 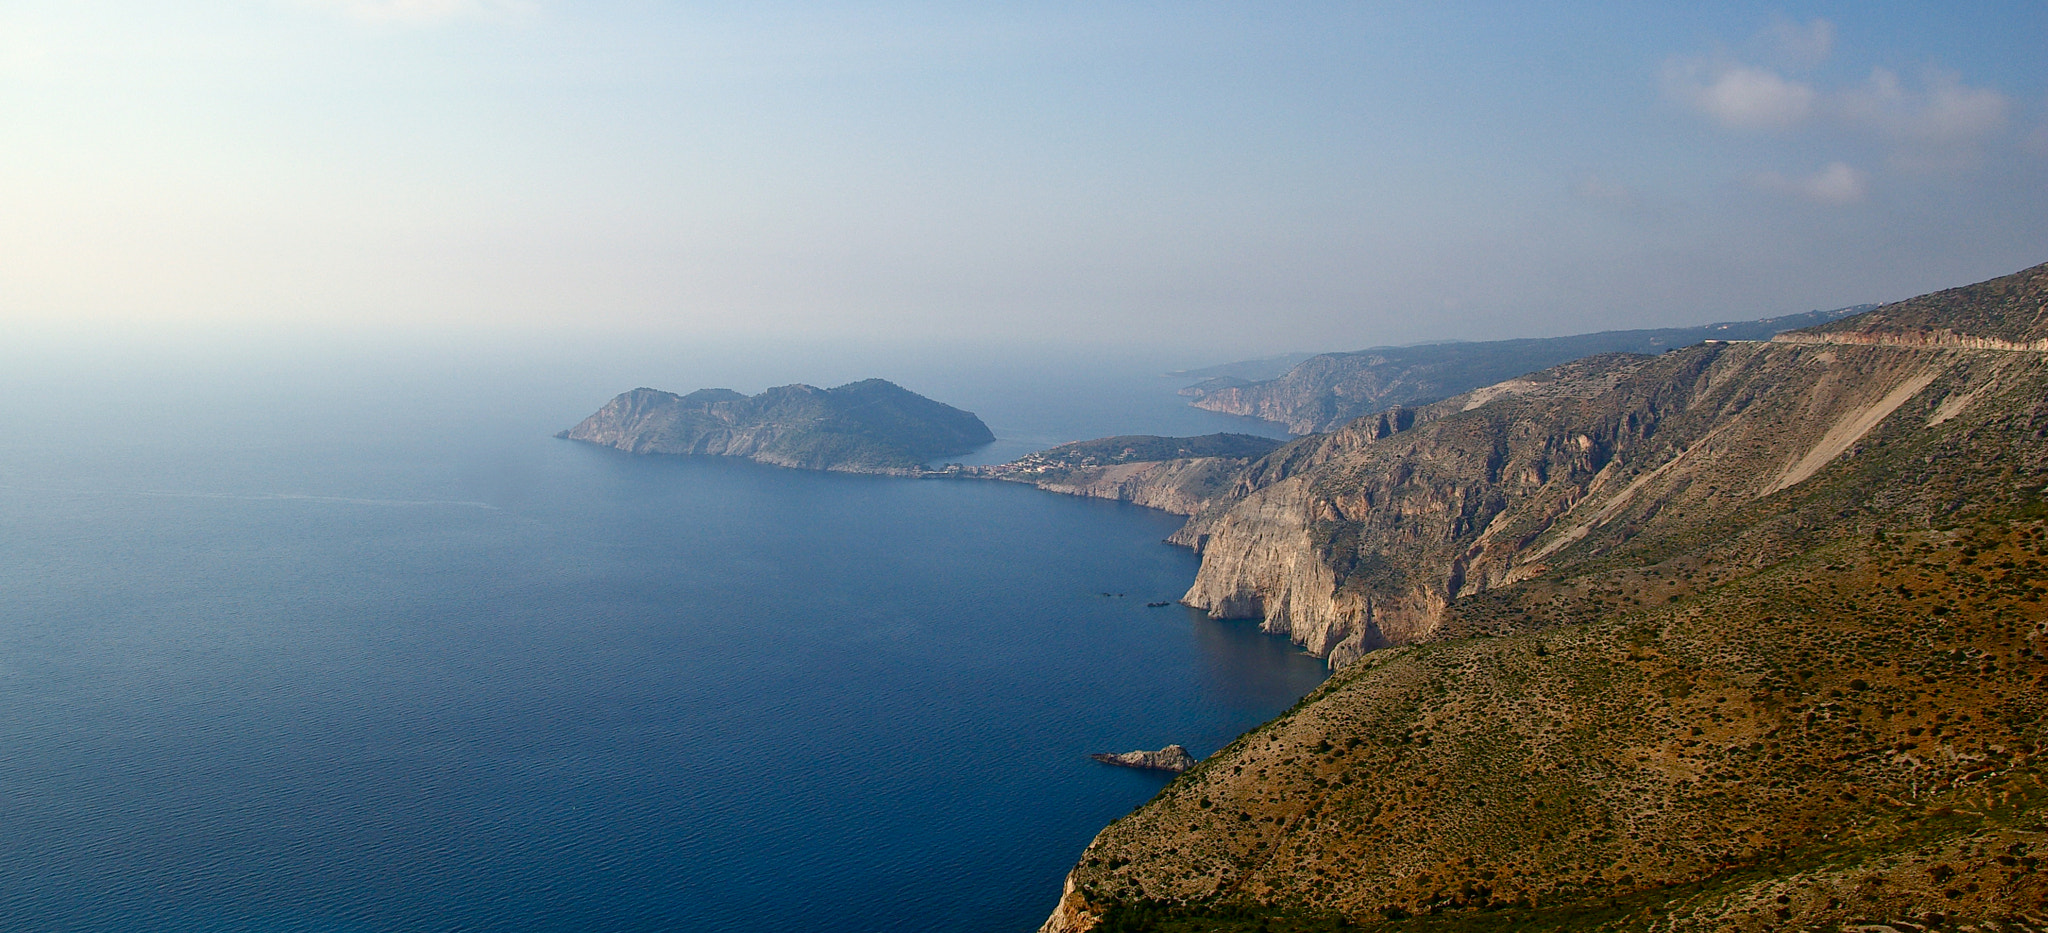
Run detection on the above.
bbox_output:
[1174,334,2048,668]
[1179,479,1359,658]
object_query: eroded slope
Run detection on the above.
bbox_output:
[1181,338,2048,666]
[1043,261,2048,933]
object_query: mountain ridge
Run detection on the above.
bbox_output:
[1187,306,1876,435]
[1039,260,2048,932]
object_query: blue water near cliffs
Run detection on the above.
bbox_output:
[0,336,1321,932]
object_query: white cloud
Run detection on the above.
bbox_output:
[292,0,536,26]
[1837,67,2008,143]
[1760,16,1834,69]
[1664,60,1817,130]
[1667,28,2014,180]
[1752,162,1868,205]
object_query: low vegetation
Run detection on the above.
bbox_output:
[1046,261,2048,932]
[1185,307,1873,434]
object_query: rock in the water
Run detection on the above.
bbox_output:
[1089,744,1196,773]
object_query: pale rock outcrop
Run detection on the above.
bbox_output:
[1179,479,1364,660]
[1089,745,1198,773]
[1037,875,1101,933]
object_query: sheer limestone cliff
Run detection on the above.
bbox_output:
[1043,260,2048,932]
[1170,264,2048,668]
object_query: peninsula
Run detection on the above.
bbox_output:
[558,379,994,474]
[960,433,1283,515]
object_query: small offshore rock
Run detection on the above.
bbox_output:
[1089,744,1197,773]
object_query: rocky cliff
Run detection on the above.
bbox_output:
[1043,260,2048,932]
[559,379,994,474]
[1172,268,2046,668]
[1091,745,1199,773]
[1187,306,1871,434]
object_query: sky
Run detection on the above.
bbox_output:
[2,1,2045,357]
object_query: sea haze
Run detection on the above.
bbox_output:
[0,334,1318,933]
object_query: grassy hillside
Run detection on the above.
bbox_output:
[1044,262,2048,932]
[1070,524,2046,931]
[1185,307,1873,434]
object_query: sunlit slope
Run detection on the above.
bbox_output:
[1175,262,2048,667]
[1186,306,1872,434]
[1058,525,2046,932]
[1043,261,2048,932]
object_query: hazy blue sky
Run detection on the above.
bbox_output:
[4,1,2045,355]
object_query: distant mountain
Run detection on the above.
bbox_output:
[1186,306,1875,433]
[558,379,994,474]
[1166,352,1319,383]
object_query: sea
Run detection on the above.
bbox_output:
[0,331,1325,933]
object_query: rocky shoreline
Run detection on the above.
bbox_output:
[1088,745,1197,774]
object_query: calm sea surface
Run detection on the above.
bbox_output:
[0,336,1322,932]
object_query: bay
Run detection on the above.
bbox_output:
[0,334,1321,932]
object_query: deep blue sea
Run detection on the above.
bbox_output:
[0,334,1321,933]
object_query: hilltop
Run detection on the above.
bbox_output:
[558,379,994,474]
[1041,261,2048,931]
[1185,307,1872,434]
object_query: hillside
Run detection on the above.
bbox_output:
[1186,307,1872,434]
[962,434,1285,515]
[1787,263,2048,350]
[558,379,994,474]
[1041,261,2048,931]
